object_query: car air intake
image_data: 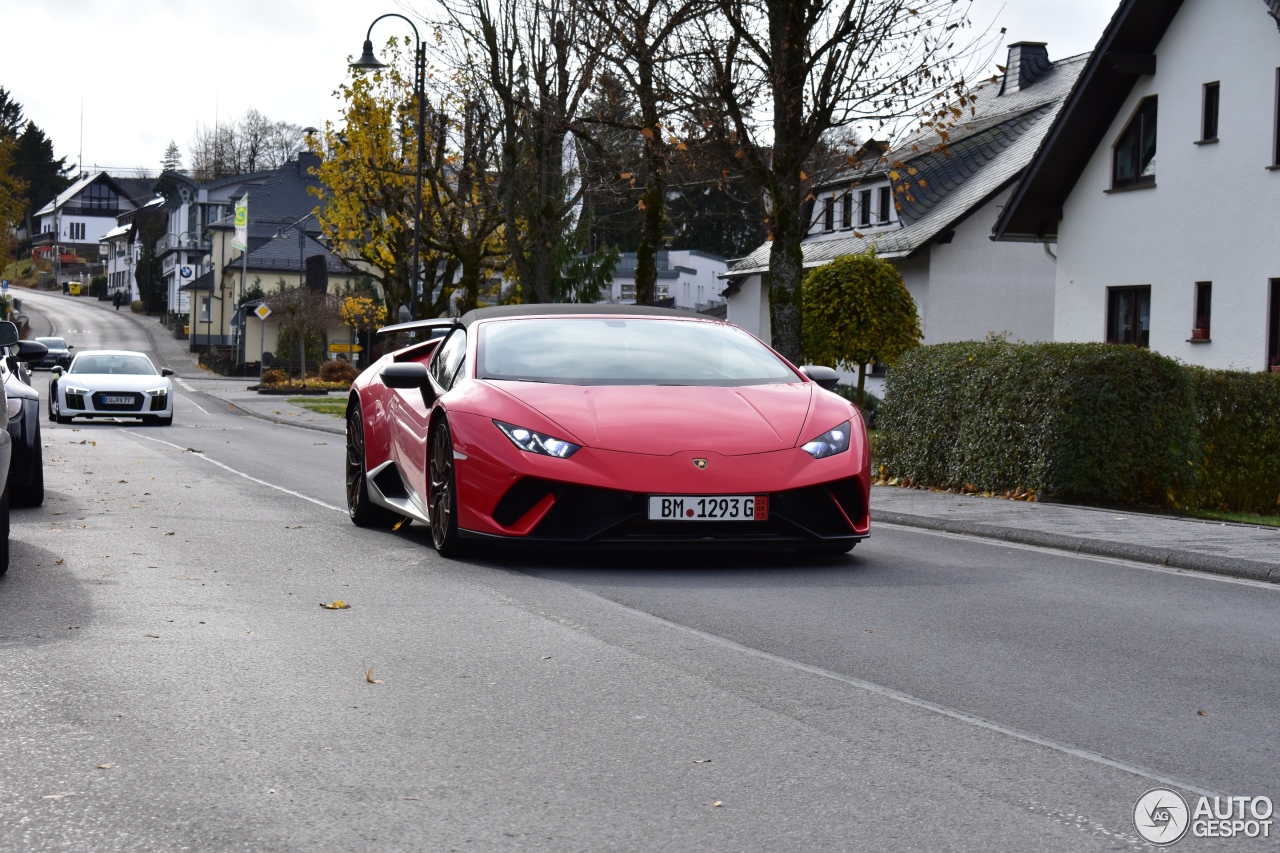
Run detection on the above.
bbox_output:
[65,393,86,410]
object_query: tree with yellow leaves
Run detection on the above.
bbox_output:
[0,135,27,273]
[313,39,455,321]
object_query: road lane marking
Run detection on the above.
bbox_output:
[562,583,1223,800]
[123,430,345,513]
[175,379,196,392]
[177,394,208,414]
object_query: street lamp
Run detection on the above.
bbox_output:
[351,14,425,317]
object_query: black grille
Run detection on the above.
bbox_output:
[489,476,866,546]
[65,393,85,410]
[91,391,144,412]
[149,394,167,412]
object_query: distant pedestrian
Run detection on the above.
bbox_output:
[113,291,121,310]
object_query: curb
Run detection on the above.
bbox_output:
[198,388,346,437]
[875,510,1280,584]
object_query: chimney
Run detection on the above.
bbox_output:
[1001,42,1051,95]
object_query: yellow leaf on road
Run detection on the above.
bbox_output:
[366,668,384,684]
[392,518,408,532]
[319,601,351,610]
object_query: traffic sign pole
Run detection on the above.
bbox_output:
[255,304,272,383]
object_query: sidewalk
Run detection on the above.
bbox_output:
[872,485,1280,583]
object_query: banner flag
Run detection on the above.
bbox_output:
[232,195,249,251]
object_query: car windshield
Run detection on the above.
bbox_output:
[69,354,157,375]
[477,317,797,386]
[37,338,67,349]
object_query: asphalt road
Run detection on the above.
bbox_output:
[2,292,1276,851]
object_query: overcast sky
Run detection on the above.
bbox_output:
[0,0,1118,177]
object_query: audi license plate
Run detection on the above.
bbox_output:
[648,495,768,521]
[102,395,133,405]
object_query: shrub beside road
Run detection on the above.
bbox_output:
[877,341,1280,517]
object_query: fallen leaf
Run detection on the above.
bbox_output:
[693,759,712,764]
[184,448,202,454]
[54,559,64,565]
[392,518,408,532]
[268,789,276,795]
[403,796,421,801]
[144,634,160,639]
[319,600,350,610]
[1196,709,1208,716]
[320,747,334,751]
[118,480,127,483]
[96,763,113,770]
[712,800,723,807]
[314,442,327,445]
[164,531,175,536]
[41,793,75,800]
[366,669,384,684]
[286,525,303,529]
[541,655,552,660]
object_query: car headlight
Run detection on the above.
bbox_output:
[801,421,851,459]
[494,420,581,458]
[145,387,169,397]
[5,397,22,419]
[64,385,91,396]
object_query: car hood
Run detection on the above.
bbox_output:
[61,374,168,391]
[488,381,814,456]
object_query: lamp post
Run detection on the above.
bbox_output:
[351,14,425,317]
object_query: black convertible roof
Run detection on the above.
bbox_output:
[457,303,702,328]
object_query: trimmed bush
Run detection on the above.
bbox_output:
[318,359,358,384]
[130,300,144,313]
[261,369,288,386]
[878,342,1199,507]
[1185,368,1280,514]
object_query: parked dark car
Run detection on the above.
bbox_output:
[0,321,29,574]
[4,338,49,509]
[32,336,73,370]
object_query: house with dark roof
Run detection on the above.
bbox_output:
[31,172,154,271]
[994,0,1280,373]
[202,151,374,368]
[722,43,1088,384]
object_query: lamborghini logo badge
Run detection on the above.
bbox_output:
[692,458,708,469]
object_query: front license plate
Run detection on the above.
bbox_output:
[102,395,133,405]
[648,495,768,521]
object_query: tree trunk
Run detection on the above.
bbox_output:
[857,362,866,408]
[766,172,805,364]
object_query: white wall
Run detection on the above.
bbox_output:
[1053,0,1280,370]
[924,188,1056,343]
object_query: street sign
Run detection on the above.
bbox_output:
[254,304,271,321]
[329,343,364,353]
[0,279,8,292]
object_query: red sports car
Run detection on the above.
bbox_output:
[345,305,870,555]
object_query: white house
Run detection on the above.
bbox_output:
[722,43,1089,370]
[32,172,151,270]
[603,249,727,311]
[995,0,1280,373]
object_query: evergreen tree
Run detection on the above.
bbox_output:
[0,87,23,139]
[161,141,183,173]
[13,123,71,236]
[134,215,168,314]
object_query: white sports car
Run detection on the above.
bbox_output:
[49,350,175,426]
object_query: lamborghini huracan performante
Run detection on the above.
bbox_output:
[345,305,871,556]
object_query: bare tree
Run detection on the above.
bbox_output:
[438,0,605,304]
[189,109,305,181]
[693,0,992,362]
[578,0,709,305]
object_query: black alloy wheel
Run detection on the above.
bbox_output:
[345,399,399,528]
[429,420,466,557]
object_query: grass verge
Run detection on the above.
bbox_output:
[1186,509,1280,528]
[286,397,347,417]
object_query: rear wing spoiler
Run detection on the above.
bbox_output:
[375,318,460,338]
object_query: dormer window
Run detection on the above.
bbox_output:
[823,196,834,232]
[1113,97,1157,188]
[878,186,891,223]
[859,189,871,227]
[841,193,852,229]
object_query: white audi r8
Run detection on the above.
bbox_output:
[49,350,175,426]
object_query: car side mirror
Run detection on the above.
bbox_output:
[0,322,17,348]
[799,364,840,392]
[15,340,49,362]
[161,368,175,377]
[380,362,430,389]
[51,365,64,376]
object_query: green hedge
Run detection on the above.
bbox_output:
[1186,368,1280,514]
[878,342,1200,507]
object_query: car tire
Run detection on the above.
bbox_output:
[157,415,173,426]
[0,484,10,576]
[11,423,44,508]
[345,399,401,528]
[47,395,54,423]
[429,418,468,558]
